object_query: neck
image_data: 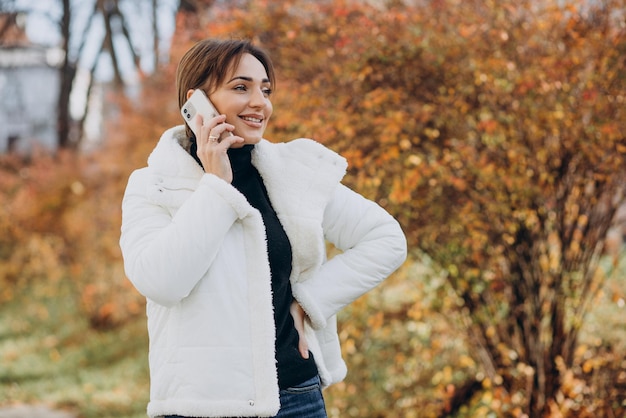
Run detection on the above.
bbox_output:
[228,144,255,178]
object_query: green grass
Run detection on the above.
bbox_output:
[0,277,150,418]
[0,253,624,417]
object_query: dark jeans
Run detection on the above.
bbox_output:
[165,375,327,418]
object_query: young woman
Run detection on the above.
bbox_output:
[120,39,407,418]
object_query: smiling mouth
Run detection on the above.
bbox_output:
[241,116,263,123]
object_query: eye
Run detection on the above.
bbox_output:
[263,88,273,97]
[234,84,247,91]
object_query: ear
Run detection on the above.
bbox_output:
[186,89,195,100]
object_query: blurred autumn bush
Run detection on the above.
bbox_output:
[1,0,625,416]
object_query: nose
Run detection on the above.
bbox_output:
[249,88,268,108]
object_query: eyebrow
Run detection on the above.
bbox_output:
[228,76,271,84]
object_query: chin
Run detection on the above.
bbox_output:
[244,136,263,145]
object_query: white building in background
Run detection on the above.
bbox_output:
[0,13,63,155]
[0,45,63,155]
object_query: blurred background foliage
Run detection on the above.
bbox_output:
[1,0,625,417]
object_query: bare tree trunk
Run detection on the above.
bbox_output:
[57,0,75,149]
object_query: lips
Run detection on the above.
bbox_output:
[240,115,263,123]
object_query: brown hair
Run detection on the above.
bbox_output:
[175,39,276,138]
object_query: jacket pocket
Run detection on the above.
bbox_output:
[281,375,321,394]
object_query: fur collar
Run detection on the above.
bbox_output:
[146,126,348,313]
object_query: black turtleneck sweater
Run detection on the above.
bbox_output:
[196,143,318,389]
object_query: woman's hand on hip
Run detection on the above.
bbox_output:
[195,114,244,183]
[290,300,310,359]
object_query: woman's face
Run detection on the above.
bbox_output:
[208,53,273,147]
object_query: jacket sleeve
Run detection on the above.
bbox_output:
[119,169,252,307]
[295,184,407,328]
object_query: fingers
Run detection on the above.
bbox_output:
[193,114,245,182]
[299,336,309,359]
[219,134,245,148]
[290,301,310,359]
[195,115,243,156]
[197,114,233,143]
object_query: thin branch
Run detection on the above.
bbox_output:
[152,0,158,69]
[112,0,143,75]
[75,0,100,61]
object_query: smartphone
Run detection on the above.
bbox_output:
[181,89,232,139]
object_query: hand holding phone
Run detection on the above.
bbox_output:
[181,89,232,140]
[180,89,242,182]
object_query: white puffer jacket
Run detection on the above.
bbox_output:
[120,126,407,418]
